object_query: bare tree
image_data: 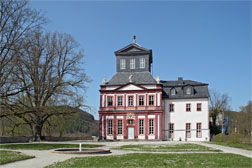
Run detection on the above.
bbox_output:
[1,30,90,141]
[0,0,46,98]
[209,90,230,130]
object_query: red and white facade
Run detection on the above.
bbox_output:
[99,83,163,140]
[98,41,210,141]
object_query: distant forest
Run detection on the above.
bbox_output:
[0,110,99,138]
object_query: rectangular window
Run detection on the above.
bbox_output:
[118,120,122,134]
[140,58,145,68]
[128,96,133,106]
[169,104,174,112]
[169,123,174,138]
[117,96,123,106]
[130,59,135,69]
[120,59,126,69]
[197,103,202,111]
[186,123,191,138]
[196,123,202,138]
[139,119,144,134]
[139,96,144,106]
[186,103,191,112]
[149,95,154,106]
[108,120,112,135]
[108,96,113,106]
[149,119,154,134]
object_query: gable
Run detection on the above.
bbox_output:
[115,43,151,54]
[118,84,145,91]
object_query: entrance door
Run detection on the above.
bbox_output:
[128,127,134,139]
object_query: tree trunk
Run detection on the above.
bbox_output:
[34,124,43,141]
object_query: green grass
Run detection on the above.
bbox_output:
[113,143,221,152]
[0,150,35,165]
[46,153,252,168]
[0,143,104,150]
[209,141,252,151]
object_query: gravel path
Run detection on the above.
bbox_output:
[0,141,251,168]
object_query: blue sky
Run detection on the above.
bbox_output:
[30,1,251,119]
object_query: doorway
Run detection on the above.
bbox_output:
[128,127,134,139]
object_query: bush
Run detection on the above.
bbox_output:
[212,133,251,144]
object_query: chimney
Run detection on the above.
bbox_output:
[178,77,183,85]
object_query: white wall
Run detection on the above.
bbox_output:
[162,98,210,141]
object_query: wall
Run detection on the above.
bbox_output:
[163,98,210,141]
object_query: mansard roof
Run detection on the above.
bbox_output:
[161,78,209,99]
[105,72,157,86]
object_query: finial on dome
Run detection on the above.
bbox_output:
[133,35,136,43]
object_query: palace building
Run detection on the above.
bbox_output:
[99,38,210,141]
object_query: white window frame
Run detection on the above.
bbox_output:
[108,120,113,135]
[169,104,174,112]
[118,96,123,106]
[120,59,126,70]
[140,58,145,69]
[186,123,191,138]
[169,123,174,138]
[196,123,202,138]
[139,119,144,135]
[130,59,135,69]
[108,96,113,106]
[149,95,154,106]
[128,96,133,106]
[139,96,144,106]
[118,120,122,134]
[149,119,154,134]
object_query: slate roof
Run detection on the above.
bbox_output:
[161,79,209,99]
[105,72,157,86]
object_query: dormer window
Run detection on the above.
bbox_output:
[171,89,176,95]
[120,59,126,69]
[130,59,135,69]
[186,88,191,95]
[140,58,145,68]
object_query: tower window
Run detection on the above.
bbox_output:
[130,59,135,69]
[140,58,145,68]
[120,59,126,69]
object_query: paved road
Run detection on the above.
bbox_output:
[0,141,251,168]
[191,142,252,158]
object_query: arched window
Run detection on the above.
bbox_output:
[171,89,176,95]
[186,88,191,95]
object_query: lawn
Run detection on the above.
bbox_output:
[209,141,252,151]
[113,143,221,152]
[0,143,104,150]
[0,150,34,165]
[46,153,252,168]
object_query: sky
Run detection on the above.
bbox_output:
[30,0,251,120]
